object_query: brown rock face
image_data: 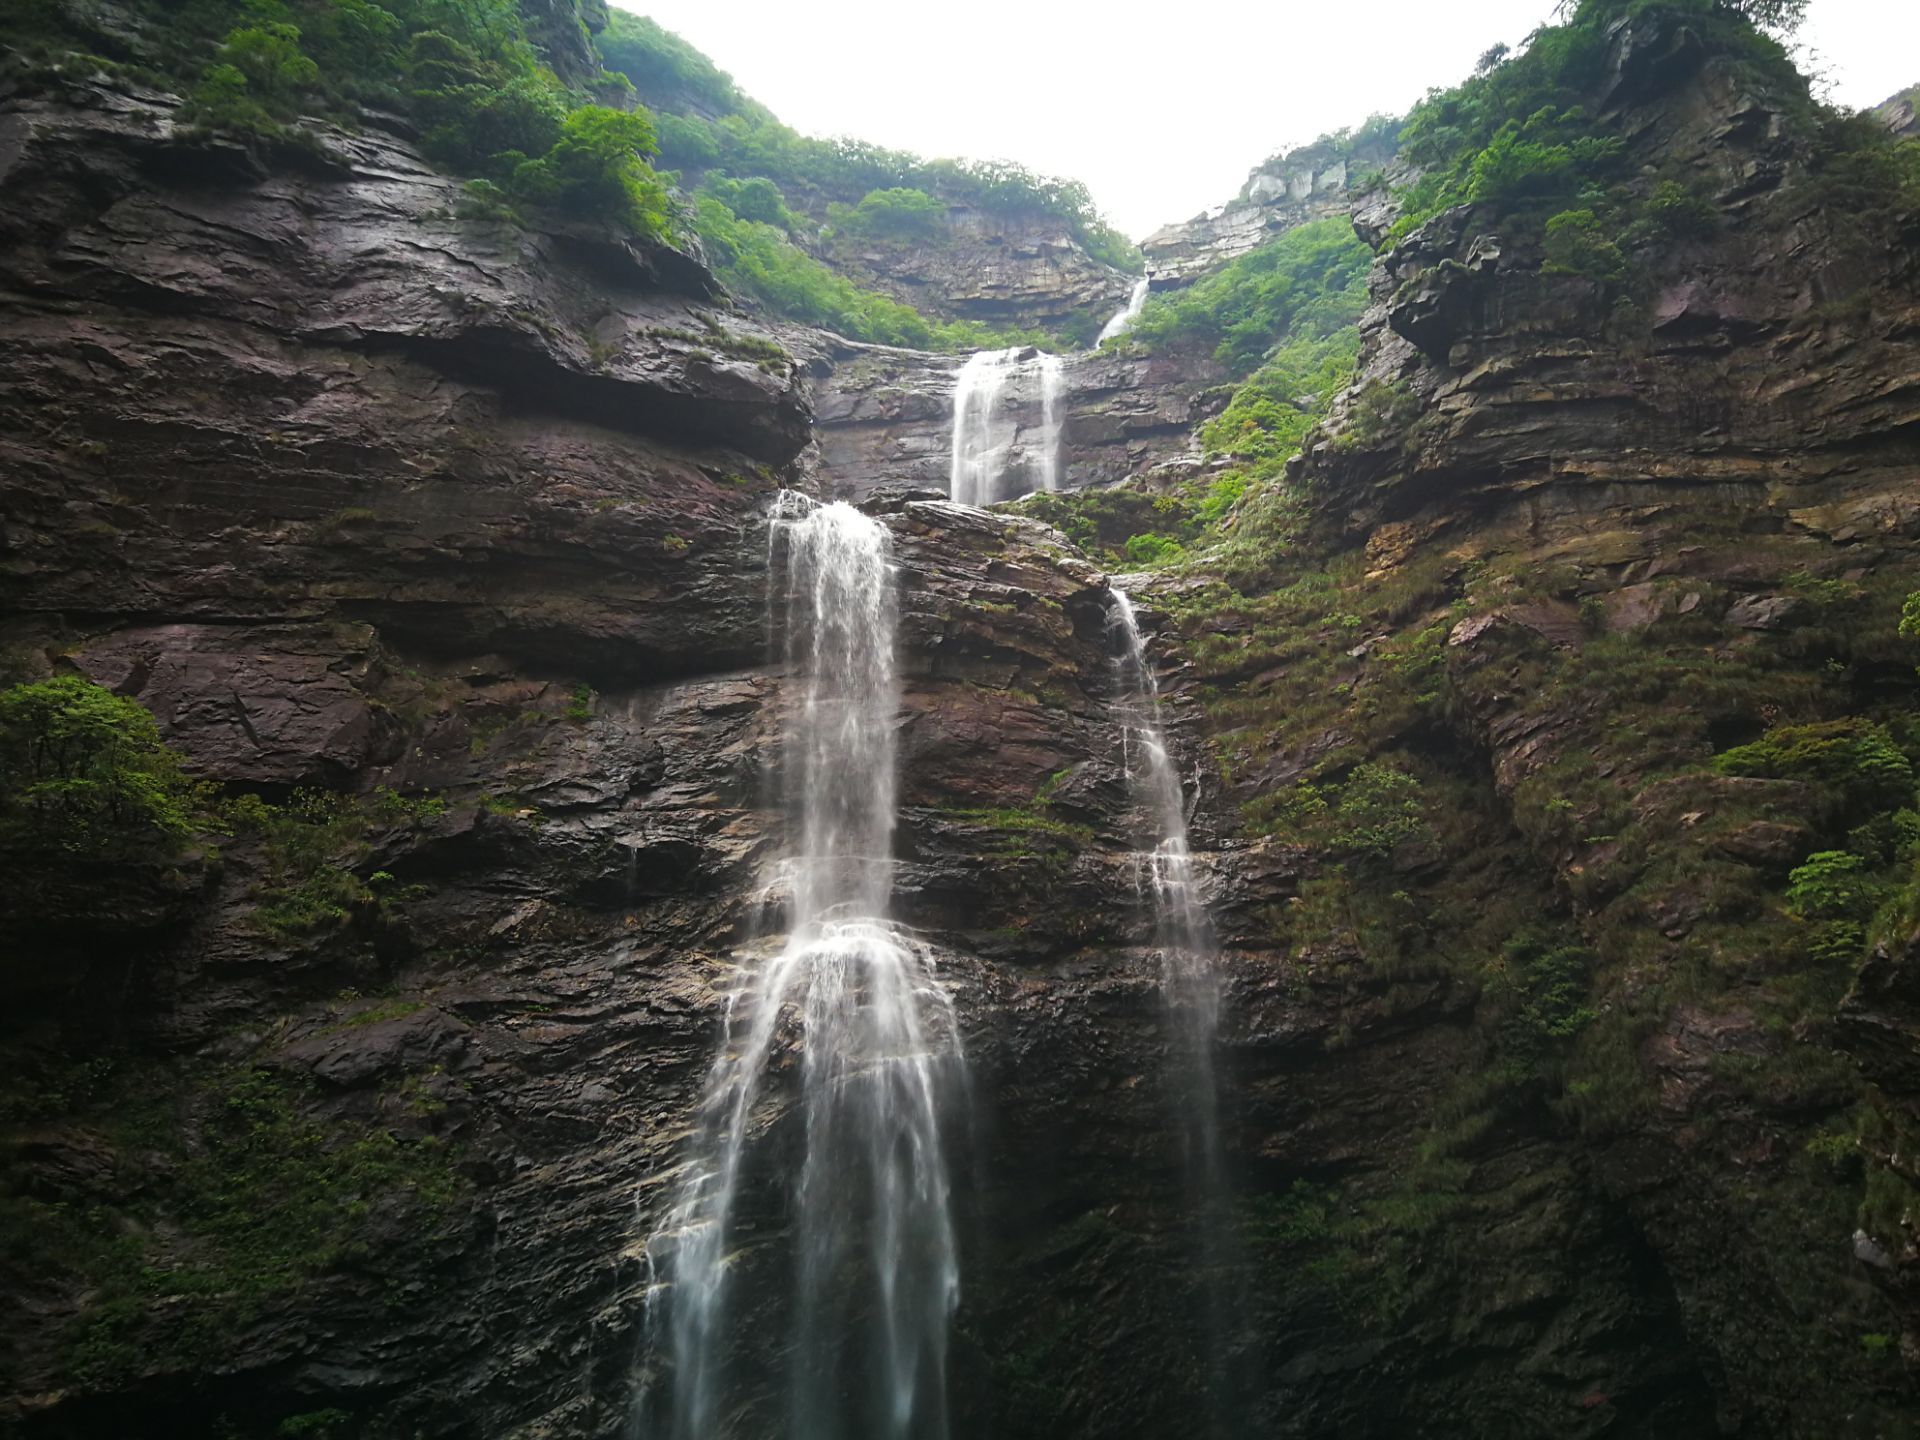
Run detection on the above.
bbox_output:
[824,207,1137,332]
[7,15,1920,1440]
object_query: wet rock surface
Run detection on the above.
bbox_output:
[6,21,1920,1440]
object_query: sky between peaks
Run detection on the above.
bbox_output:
[611,0,1920,240]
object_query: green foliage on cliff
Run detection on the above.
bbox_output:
[507,104,673,235]
[1540,208,1627,279]
[596,8,760,120]
[1128,217,1371,374]
[14,0,682,243]
[1386,0,1804,244]
[0,676,202,860]
[1712,718,1913,807]
[830,186,948,241]
[226,786,441,938]
[15,1060,464,1387]
[691,194,1049,351]
[596,16,1139,274]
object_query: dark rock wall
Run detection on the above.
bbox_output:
[6,22,1920,1440]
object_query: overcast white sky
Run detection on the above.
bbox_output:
[613,0,1920,239]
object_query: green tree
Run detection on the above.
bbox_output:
[838,186,946,241]
[182,22,319,133]
[511,105,675,241]
[1541,208,1626,280]
[0,677,201,859]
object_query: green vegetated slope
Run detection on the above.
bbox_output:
[1024,214,1378,567]
[1066,0,1920,1425]
[7,0,1126,350]
[11,0,683,242]
[595,10,1139,349]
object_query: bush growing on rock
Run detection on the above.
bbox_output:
[508,105,674,241]
[1541,208,1627,281]
[832,186,946,242]
[0,676,202,860]
[181,22,320,135]
[1712,718,1913,808]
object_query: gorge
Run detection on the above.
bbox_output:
[2,1,1920,1438]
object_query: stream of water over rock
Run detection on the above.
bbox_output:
[948,348,1063,504]
[634,495,965,1440]
[1108,586,1238,1432]
[1097,276,1151,344]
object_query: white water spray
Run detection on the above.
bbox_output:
[948,348,1065,505]
[636,495,964,1440]
[1097,276,1151,345]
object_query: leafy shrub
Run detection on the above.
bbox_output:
[1785,850,1878,920]
[701,173,792,228]
[1713,718,1913,803]
[1640,179,1720,239]
[509,105,674,241]
[832,186,946,241]
[0,676,201,859]
[1484,932,1596,1063]
[1122,533,1186,566]
[1128,217,1370,374]
[1254,761,1434,861]
[181,22,319,134]
[1541,208,1626,280]
[1333,380,1423,452]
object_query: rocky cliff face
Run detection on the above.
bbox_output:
[1174,12,1920,1433]
[1142,130,1399,289]
[822,207,1137,333]
[7,12,1920,1440]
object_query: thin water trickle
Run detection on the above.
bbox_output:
[1108,585,1238,1435]
[635,495,964,1440]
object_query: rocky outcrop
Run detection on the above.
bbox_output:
[1143,130,1399,287]
[822,207,1137,333]
[1879,84,1920,139]
[1221,11,1920,1432]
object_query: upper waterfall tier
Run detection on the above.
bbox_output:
[1097,277,1151,344]
[949,348,1066,507]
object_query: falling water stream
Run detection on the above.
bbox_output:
[1097,276,1151,344]
[948,348,1064,505]
[636,495,964,1440]
[1108,586,1238,1434]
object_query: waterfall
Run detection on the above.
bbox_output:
[1037,353,1064,495]
[636,494,964,1440]
[1108,587,1217,1028]
[1107,586,1237,1431]
[1097,276,1150,344]
[948,348,1064,506]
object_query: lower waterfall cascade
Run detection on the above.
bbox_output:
[634,495,965,1440]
